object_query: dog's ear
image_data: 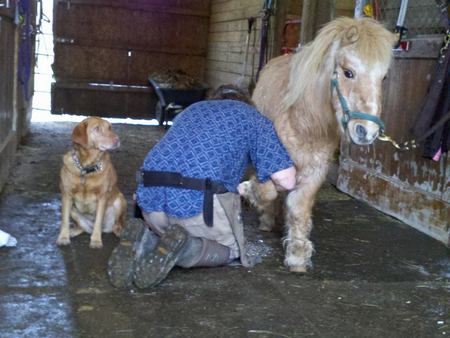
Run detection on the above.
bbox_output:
[72,120,88,147]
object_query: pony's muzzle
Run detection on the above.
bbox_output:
[349,120,380,145]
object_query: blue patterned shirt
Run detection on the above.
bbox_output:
[136,100,293,218]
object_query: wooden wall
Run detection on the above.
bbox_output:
[338,39,450,245]
[205,0,302,90]
[52,0,210,119]
[0,3,35,193]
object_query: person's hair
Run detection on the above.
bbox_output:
[208,84,255,106]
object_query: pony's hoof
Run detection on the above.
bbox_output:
[289,265,308,273]
[237,181,251,198]
[258,223,273,232]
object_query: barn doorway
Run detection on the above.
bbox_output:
[31,0,159,125]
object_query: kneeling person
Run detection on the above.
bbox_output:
[108,85,296,289]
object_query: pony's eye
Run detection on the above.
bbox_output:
[93,126,100,132]
[343,69,354,79]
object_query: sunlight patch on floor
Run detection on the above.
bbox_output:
[31,109,161,126]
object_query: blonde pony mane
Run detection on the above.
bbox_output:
[282,17,395,131]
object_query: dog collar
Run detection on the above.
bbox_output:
[71,149,104,177]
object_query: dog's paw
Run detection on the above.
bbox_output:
[56,235,71,246]
[89,239,103,249]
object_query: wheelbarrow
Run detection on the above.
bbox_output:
[148,77,209,126]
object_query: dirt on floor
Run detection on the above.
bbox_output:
[0,120,449,338]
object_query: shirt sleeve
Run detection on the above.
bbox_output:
[249,115,294,183]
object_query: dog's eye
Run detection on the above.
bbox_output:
[343,69,354,79]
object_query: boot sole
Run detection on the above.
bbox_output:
[133,224,188,289]
[108,218,146,289]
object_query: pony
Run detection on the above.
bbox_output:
[240,17,397,272]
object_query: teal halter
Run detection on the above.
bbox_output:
[330,75,385,132]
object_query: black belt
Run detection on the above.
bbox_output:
[139,170,228,227]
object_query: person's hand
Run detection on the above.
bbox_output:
[270,166,296,191]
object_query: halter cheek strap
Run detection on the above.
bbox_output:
[330,73,385,132]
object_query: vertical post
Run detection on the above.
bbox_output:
[354,0,365,18]
[272,0,288,58]
[300,0,317,45]
[301,0,334,45]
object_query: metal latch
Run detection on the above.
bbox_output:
[0,0,10,8]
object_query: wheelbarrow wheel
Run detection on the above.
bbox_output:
[155,101,165,126]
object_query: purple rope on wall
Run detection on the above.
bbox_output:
[18,0,33,101]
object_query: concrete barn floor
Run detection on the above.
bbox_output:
[0,121,449,338]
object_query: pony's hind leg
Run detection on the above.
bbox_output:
[239,176,279,231]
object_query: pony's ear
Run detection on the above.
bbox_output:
[344,25,360,45]
[72,120,88,147]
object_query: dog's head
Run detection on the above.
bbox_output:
[72,117,120,151]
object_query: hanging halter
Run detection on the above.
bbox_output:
[330,72,385,132]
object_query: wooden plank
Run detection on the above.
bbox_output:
[205,70,241,89]
[0,1,35,192]
[206,59,243,75]
[335,0,354,17]
[207,49,247,63]
[210,0,262,14]
[338,160,450,245]
[54,39,207,57]
[443,155,450,202]
[207,40,255,53]
[0,14,15,146]
[56,0,210,16]
[52,83,156,119]
[209,30,251,43]
[0,132,17,193]
[54,3,210,54]
[53,44,206,85]
[393,37,444,59]
[210,4,262,23]
[53,44,127,83]
[209,19,262,33]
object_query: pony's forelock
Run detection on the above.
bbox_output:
[283,17,395,110]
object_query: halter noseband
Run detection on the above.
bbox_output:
[330,72,385,132]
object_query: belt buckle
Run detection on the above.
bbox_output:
[175,172,183,187]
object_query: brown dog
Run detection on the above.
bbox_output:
[57,117,126,248]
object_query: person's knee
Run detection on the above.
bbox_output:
[142,211,169,235]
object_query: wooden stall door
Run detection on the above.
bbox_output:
[52,0,210,119]
[338,40,450,246]
[0,4,18,188]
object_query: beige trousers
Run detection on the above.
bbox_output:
[143,193,241,260]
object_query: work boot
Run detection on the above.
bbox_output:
[133,224,232,289]
[107,218,158,289]
[133,224,188,289]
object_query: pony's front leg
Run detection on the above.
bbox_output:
[283,181,320,272]
[239,176,279,231]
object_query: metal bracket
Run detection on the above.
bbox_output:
[0,0,10,8]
